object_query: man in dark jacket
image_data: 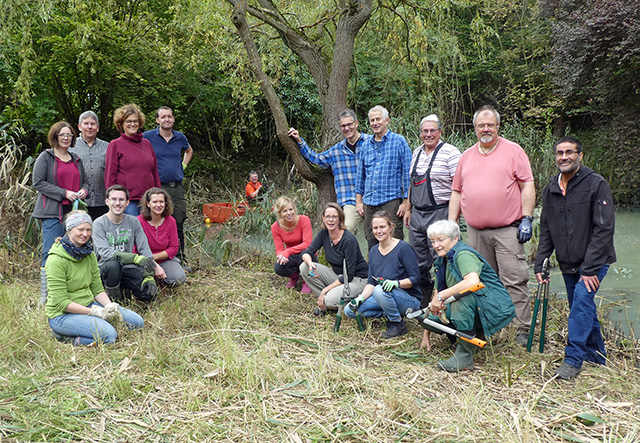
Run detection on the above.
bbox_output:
[535,136,616,380]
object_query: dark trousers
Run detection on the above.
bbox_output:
[100,260,155,303]
[87,205,108,221]
[273,253,315,277]
[162,182,187,261]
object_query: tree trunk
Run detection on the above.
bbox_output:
[227,0,372,217]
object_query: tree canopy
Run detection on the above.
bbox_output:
[1,0,638,204]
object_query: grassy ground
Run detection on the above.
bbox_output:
[1,265,639,443]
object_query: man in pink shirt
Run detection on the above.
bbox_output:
[449,105,535,346]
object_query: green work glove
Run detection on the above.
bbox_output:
[113,251,137,265]
[381,279,400,292]
[349,295,365,309]
[133,254,155,273]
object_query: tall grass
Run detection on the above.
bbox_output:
[2,269,639,442]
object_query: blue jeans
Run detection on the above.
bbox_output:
[344,285,419,322]
[48,302,144,346]
[124,200,140,216]
[562,265,609,368]
[41,218,65,266]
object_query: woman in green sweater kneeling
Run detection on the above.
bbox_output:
[421,220,515,372]
[45,211,144,346]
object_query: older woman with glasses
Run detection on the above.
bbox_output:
[32,121,90,305]
[420,220,515,372]
[300,203,368,316]
[105,104,160,215]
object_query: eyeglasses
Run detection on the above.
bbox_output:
[58,133,74,139]
[323,215,339,220]
[476,123,497,129]
[430,237,449,245]
[421,129,441,134]
[108,197,127,203]
[124,119,139,125]
[555,149,579,158]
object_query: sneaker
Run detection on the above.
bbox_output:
[286,273,299,289]
[381,320,409,339]
[515,332,529,347]
[555,362,581,380]
[301,281,312,294]
[312,307,326,317]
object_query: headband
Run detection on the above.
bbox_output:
[65,212,92,231]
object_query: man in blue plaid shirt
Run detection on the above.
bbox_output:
[288,109,369,233]
[356,105,412,250]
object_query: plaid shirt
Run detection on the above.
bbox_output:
[68,136,109,207]
[355,130,411,206]
[298,134,370,207]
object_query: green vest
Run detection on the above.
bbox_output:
[434,241,516,337]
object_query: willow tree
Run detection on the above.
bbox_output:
[225,0,372,208]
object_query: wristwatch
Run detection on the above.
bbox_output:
[436,294,443,302]
[523,215,533,222]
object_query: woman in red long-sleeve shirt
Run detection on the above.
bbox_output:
[271,196,313,293]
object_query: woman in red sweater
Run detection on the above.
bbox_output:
[271,196,313,293]
[137,187,186,286]
[105,104,160,215]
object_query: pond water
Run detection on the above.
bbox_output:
[540,208,640,337]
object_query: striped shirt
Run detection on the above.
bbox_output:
[298,134,370,207]
[410,141,461,205]
[355,130,412,206]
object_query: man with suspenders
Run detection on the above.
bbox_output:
[403,114,461,339]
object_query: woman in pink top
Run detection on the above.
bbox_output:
[105,104,160,216]
[137,187,186,286]
[271,196,313,293]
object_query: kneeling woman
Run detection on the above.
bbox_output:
[422,220,515,372]
[344,211,422,339]
[137,187,187,286]
[271,196,313,293]
[300,203,368,315]
[46,211,144,346]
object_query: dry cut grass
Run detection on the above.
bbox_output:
[1,266,639,442]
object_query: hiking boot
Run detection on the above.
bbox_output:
[51,330,74,343]
[105,284,122,303]
[301,281,312,294]
[381,320,409,339]
[555,362,581,380]
[515,332,529,347]
[437,339,475,372]
[286,273,299,289]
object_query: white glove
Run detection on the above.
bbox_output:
[89,303,122,322]
[103,302,123,323]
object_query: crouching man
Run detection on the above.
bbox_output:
[93,184,158,302]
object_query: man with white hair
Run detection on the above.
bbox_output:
[403,115,461,306]
[69,111,109,220]
[355,105,412,250]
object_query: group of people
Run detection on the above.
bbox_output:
[277,105,615,379]
[33,105,194,347]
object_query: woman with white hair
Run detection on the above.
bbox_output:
[45,211,144,346]
[421,220,515,372]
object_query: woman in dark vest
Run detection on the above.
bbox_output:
[421,220,515,372]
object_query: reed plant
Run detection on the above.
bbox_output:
[2,267,638,442]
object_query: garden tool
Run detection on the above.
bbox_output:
[421,317,486,348]
[406,283,485,324]
[527,258,550,353]
[334,259,363,332]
